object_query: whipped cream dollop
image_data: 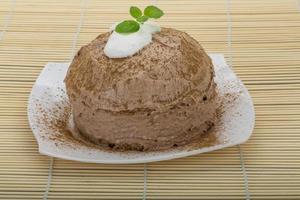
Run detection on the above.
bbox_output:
[104,22,161,58]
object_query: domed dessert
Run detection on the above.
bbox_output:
[64,6,218,151]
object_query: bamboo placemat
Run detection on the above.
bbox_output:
[0,0,300,199]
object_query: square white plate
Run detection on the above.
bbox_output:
[27,54,255,164]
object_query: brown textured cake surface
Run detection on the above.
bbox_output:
[64,28,218,151]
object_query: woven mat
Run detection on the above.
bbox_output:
[0,0,300,199]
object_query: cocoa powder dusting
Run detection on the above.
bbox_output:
[35,87,83,149]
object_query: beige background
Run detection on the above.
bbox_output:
[0,0,300,199]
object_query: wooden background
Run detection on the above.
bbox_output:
[0,0,300,199]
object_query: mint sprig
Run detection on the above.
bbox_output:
[115,5,164,34]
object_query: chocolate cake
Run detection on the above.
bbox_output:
[64,28,218,151]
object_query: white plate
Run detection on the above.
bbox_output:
[27,54,255,164]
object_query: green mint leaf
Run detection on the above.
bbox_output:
[130,6,142,19]
[144,5,164,19]
[115,20,140,34]
[136,15,149,23]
